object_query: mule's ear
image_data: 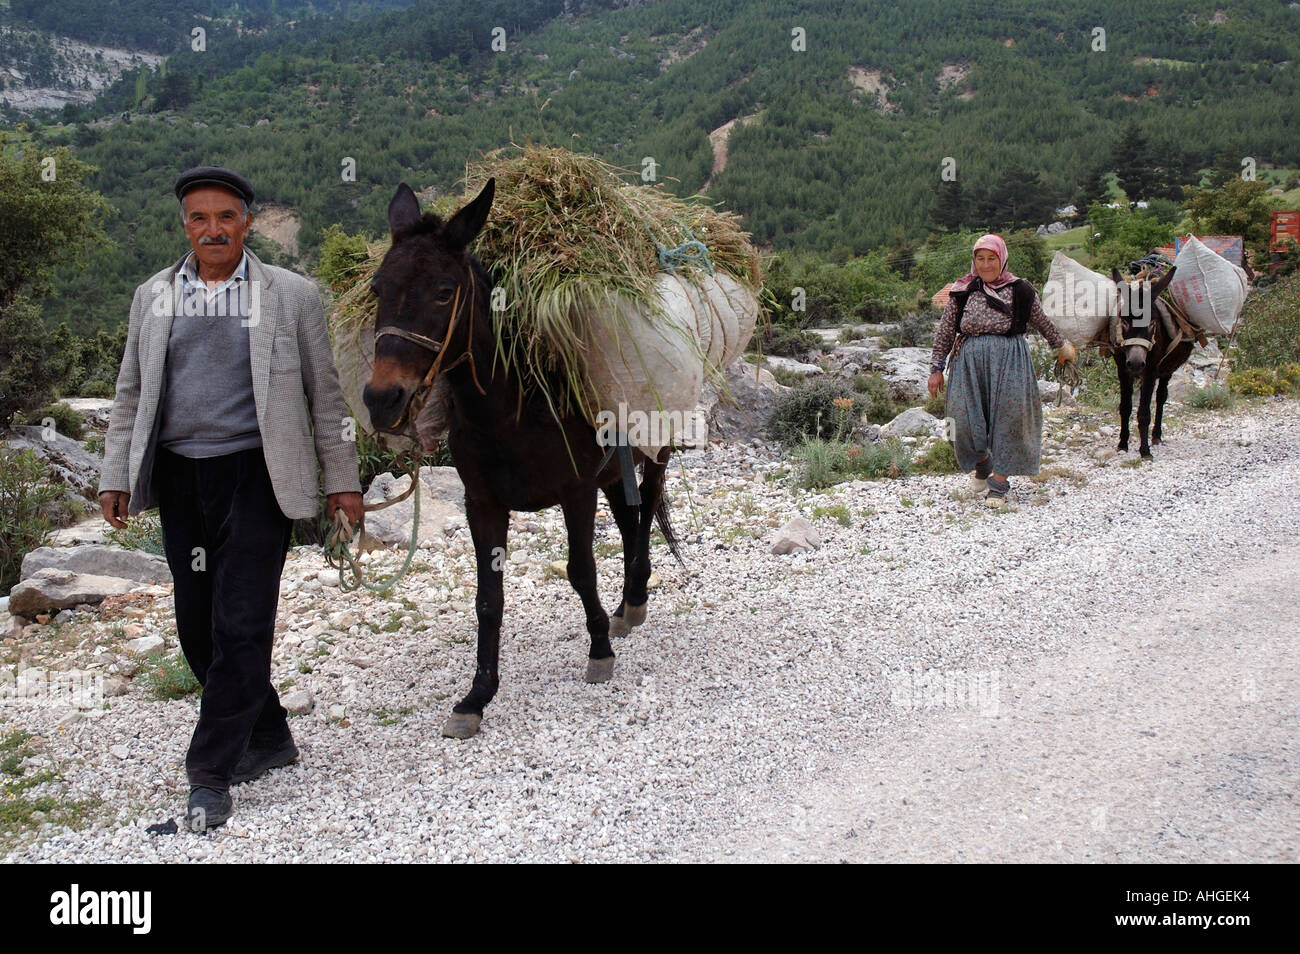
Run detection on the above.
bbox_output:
[1151,265,1176,298]
[388,183,422,235]
[1111,267,1124,286]
[443,177,495,250]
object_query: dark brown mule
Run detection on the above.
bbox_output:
[1109,266,1194,459]
[363,180,680,739]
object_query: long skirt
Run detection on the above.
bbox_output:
[943,333,1043,476]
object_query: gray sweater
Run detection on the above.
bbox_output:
[157,254,263,458]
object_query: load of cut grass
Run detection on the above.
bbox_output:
[331,145,763,432]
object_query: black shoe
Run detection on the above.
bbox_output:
[231,739,300,785]
[187,786,232,832]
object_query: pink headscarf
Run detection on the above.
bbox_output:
[951,233,1019,292]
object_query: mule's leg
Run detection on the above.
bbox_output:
[442,497,508,739]
[1152,375,1171,444]
[1137,370,1158,459]
[1115,355,1132,452]
[560,491,615,683]
[602,480,642,637]
[617,458,668,634]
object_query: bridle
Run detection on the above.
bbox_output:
[1111,283,1155,352]
[372,269,486,433]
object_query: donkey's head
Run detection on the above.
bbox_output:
[363,178,495,433]
[1110,266,1175,376]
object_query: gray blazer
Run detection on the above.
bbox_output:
[99,250,361,519]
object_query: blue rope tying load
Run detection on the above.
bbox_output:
[657,227,714,275]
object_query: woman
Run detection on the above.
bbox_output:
[928,234,1076,508]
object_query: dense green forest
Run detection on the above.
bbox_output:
[3,1,419,53]
[5,0,1300,334]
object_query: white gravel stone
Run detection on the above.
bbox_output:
[3,399,1298,863]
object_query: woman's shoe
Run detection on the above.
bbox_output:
[985,475,1012,509]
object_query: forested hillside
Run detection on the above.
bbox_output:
[6,0,1299,334]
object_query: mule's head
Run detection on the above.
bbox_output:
[362,178,495,433]
[1111,266,1175,376]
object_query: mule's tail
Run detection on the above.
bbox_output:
[655,492,685,566]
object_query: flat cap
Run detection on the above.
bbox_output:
[173,165,255,206]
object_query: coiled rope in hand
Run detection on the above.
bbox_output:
[323,450,423,594]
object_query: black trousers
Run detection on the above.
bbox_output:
[154,446,294,789]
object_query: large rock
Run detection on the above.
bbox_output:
[7,568,141,618]
[872,348,933,402]
[698,361,787,442]
[763,355,823,376]
[5,426,102,502]
[1187,338,1223,371]
[1036,379,1077,406]
[46,519,111,546]
[879,406,943,439]
[21,545,171,585]
[770,516,822,555]
[363,466,467,548]
[59,398,114,428]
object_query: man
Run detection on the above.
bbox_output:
[98,166,363,831]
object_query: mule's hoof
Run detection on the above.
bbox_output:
[609,602,647,637]
[585,656,615,684]
[1140,452,1154,461]
[441,712,481,739]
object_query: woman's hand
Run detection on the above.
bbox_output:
[1057,340,1077,364]
[927,371,945,398]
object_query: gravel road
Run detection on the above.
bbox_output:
[3,397,1297,863]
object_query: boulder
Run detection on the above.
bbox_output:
[7,568,140,618]
[872,348,932,402]
[5,426,102,502]
[1186,337,1223,371]
[770,516,822,555]
[21,545,171,585]
[124,635,165,655]
[59,398,114,428]
[1036,379,1076,406]
[879,406,942,439]
[283,689,314,715]
[763,355,823,376]
[363,466,467,548]
[46,519,110,546]
[698,361,787,441]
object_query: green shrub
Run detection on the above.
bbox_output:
[851,373,903,424]
[15,402,85,441]
[84,434,105,456]
[923,393,946,417]
[811,504,852,526]
[1235,272,1300,369]
[105,511,164,556]
[80,378,116,399]
[847,437,914,480]
[1074,350,1120,410]
[915,439,960,474]
[768,377,859,445]
[880,309,938,349]
[1183,383,1235,409]
[794,437,849,490]
[138,651,201,700]
[761,326,823,358]
[1228,367,1276,397]
[0,448,65,595]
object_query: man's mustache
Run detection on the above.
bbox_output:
[199,235,231,245]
